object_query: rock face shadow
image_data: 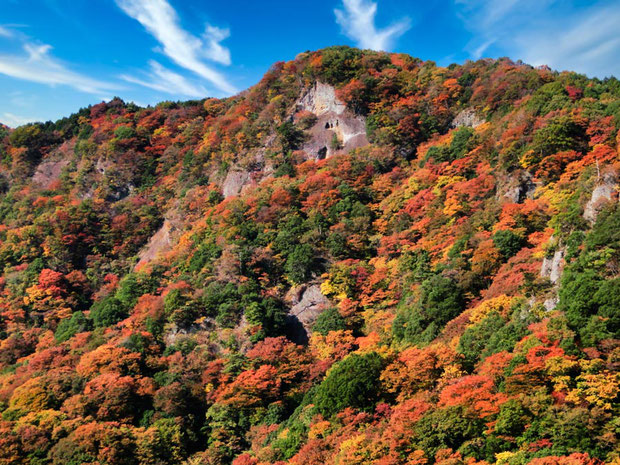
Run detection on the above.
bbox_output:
[285,284,331,344]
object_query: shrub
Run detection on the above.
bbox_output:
[493,229,527,259]
[90,297,126,328]
[457,311,506,370]
[285,244,315,284]
[313,352,383,416]
[312,307,346,335]
[55,311,91,342]
[113,126,136,140]
[393,274,465,345]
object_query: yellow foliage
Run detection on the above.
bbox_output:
[309,329,355,361]
[308,420,330,440]
[566,369,620,411]
[336,433,368,465]
[432,175,465,196]
[468,295,515,325]
[443,192,463,216]
[495,451,517,465]
[546,356,578,393]
[16,409,66,430]
[9,377,51,414]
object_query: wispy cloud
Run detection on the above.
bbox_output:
[203,25,231,66]
[1,112,42,127]
[0,26,14,38]
[121,60,208,98]
[514,4,620,78]
[335,0,410,51]
[0,41,117,95]
[115,0,236,94]
[456,0,620,78]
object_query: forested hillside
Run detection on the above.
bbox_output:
[0,46,618,465]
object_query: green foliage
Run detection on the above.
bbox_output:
[586,204,620,250]
[116,273,157,311]
[164,287,198,327]
[424,127,475,164]
[121,332,152,354]
[527,81,571,116]
[413,406,485,459]
[481,317,530,358]
[495,399,529,437]
[393,274,465,345]
[398,250,432,283]
[457,311,506,370]
[312,307,346,335]
[313,352,384,416]
[9,123,44,148]
[202,281,241,327]
[276,121,305,152]
[530,116,586,162]
[244,297,288,341]
[493,229,527,259]
[559,205,620,344]
[90,296,126,328]
[330,132,342,151]
[187,237,221,273]
[326,231,349,258]
[138,418,187,464]
[113,125,136,140]
[55,311,91,342]
[285,243,315,284]
[318,46,364,85]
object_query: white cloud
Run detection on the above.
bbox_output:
[115,0,236,94]
[456,0,620,78]
[0,41,117,94]
[0,26,14,38]
[1,112,42,127]
[514,4,620,78]
[203,25,231,66]
[121,60,208,98]
[334,0,410,51]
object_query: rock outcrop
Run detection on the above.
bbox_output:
[540,249,565,286]
[451,108,485,129]
[32,158,70,190]
[583,171,618,223]
[296,82,368,159]
[499,171,539,203]
[285,284,331,343]
[223,169,252,198]
[135,209,183,269]
[32,140,75,189]
[540,244,566,311]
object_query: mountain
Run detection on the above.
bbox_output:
[0,46,618,465]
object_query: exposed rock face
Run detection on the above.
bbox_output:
[583,171,618,223]
[136,209,183,269]
[298,81,347,115]
[164,319,214,347]
[543,296,559,312]
[32,140,75,189]
[451,109,484,129]
[286,284,331,343]
[540,244,565,311]
[500,171,539,203]
[32,158,70,189]
[296,82,368,159]
[541,249,565,285]
[223,169,252,198]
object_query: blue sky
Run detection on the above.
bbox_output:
[1,0,619,127]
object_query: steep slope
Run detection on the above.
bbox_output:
[0,47,619,465]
